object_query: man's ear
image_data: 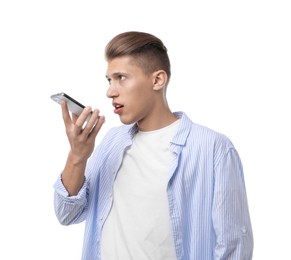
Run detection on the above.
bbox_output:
[152,70,168,91]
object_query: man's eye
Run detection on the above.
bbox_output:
[119,75,125,80]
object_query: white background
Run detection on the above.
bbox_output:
[0,0,290,259]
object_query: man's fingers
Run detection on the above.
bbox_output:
[61,101,72,126]
[61,102,104,139]
[81,109,102,135]
[88,115,105,140]
[75,106,92,126]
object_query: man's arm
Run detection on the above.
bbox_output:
[212,147,254,259]
[53,101,105,225]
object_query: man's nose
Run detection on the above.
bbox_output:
[106,84,118,98]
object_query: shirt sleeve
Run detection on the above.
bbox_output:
[212,147,254,259]
[53,174,88,225]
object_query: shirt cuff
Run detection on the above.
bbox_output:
[53,174,87,200]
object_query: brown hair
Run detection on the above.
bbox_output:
[105,31,171,84]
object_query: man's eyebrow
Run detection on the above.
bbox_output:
[106,72,126,78]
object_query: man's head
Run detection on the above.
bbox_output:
[105,31,171,86]
[105,31,174,130]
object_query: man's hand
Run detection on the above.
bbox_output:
[60,101,105,196]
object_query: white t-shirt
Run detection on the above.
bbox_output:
[101,120,179,260]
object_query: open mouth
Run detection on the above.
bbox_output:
[114,104,123,109]
[114,104,124,114]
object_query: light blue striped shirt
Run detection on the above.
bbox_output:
[54,112,253,260]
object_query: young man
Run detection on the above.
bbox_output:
[54,31,253,260]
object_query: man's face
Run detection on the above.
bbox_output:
[106,56,156,126]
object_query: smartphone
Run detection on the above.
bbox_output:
[51,92,92,121]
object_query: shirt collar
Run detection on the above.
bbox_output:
[127,111,193,146]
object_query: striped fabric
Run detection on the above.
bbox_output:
[54,112,253,260]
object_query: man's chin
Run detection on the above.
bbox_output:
[119,116,135,125]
